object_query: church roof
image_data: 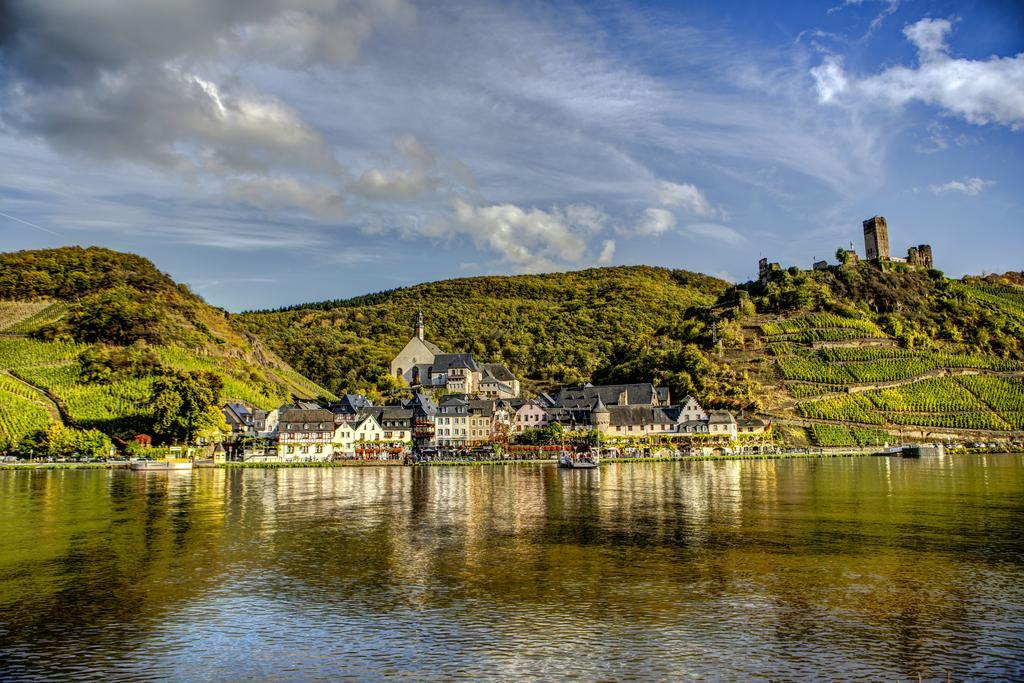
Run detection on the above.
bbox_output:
[433,353,479,373]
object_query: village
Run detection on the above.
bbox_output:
[220,309,769,463]
[218,214,939,464]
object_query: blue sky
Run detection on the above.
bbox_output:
[1,0,1021,311]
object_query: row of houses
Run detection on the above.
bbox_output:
[218,311,768,461]
[223,380,767,462]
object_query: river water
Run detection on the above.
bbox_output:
[1,455,1022,681]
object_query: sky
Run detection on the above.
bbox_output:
[0,0,1022,311]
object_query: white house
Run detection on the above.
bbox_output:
[333,412,385,458]
[708,410,738,440]
[677,395,707,423]
[278,409,336,460]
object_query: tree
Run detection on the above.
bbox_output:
[30,425,113,459]
[836,247,850,265]
[62,286,167,345]
[150,370,224,444]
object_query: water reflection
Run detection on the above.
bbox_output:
[1,455,1023,680]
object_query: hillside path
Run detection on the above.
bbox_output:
[2,370,63,425]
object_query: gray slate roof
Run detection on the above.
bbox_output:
[606,405,675,427]
[279,409,335,431]
[708,410,736,425]
[481,362,516,382]
[556,383,661,409]
[433,353,479,373]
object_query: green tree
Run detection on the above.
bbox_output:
[31,425,113,459]
[62,286,167,345]
[151,370,224,444]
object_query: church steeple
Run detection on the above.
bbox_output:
[414,309,424,341]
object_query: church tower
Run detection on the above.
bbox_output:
[414,309,425,341]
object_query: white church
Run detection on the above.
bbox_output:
[390,311,520,399]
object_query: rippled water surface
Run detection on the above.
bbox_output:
[2,455,1023,681]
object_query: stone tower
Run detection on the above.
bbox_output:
[863,216,890,261]
[414,309,424,341]
[591,395,610,435]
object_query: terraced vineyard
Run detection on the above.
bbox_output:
[777,348,1024,387]
[0,297,334,448]
[759,302,1024,434]
[957,282,1024,319]
[0,388,51,447]
[957,375,1024,429]
[760,314,886,339]
[14,364,154,433]
[1,302,68,334]
[0,301,53,331]
[797,375,1024,432]
[808,424,893,447]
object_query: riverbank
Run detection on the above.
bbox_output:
[0,462,129,470]
[4,447,1019,470]
[218,460,405,469]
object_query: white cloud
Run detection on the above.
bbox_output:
[226,176,348,221]
[597,240,616,264]
[563,204,609,233]
[810,56,849,103]
[449,199,611,269]
[656,181,717,217]
[634,208,677,236]
[902,17,952,59]
[826,0,901,39]
[684,222,747,245]
[929,177,992,195]
[353,167,435,199]
[917,121,976,153]
[813,17,1024,129]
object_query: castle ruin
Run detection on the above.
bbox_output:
[862,216,890,261]
[756,215,934,284]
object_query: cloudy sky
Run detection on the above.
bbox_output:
[1,0,1021,310]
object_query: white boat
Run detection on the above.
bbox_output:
[558,452,600,469]
[130,458,193,471]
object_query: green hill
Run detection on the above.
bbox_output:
[241,261,1024,445]
[5,246,1022,452]
[237,266,733,401]
[0,247,334,450]
[727,265,1024,445]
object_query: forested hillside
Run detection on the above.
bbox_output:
[5,245,1022,453]
[242,260,1024,444]
[238,266,735,401]
[0,247,333,451]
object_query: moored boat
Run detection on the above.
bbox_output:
[558,452,600,469]
[130,458,193,471]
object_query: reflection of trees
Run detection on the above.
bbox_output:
[0,470,230,677]
[1,455,1021,679]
